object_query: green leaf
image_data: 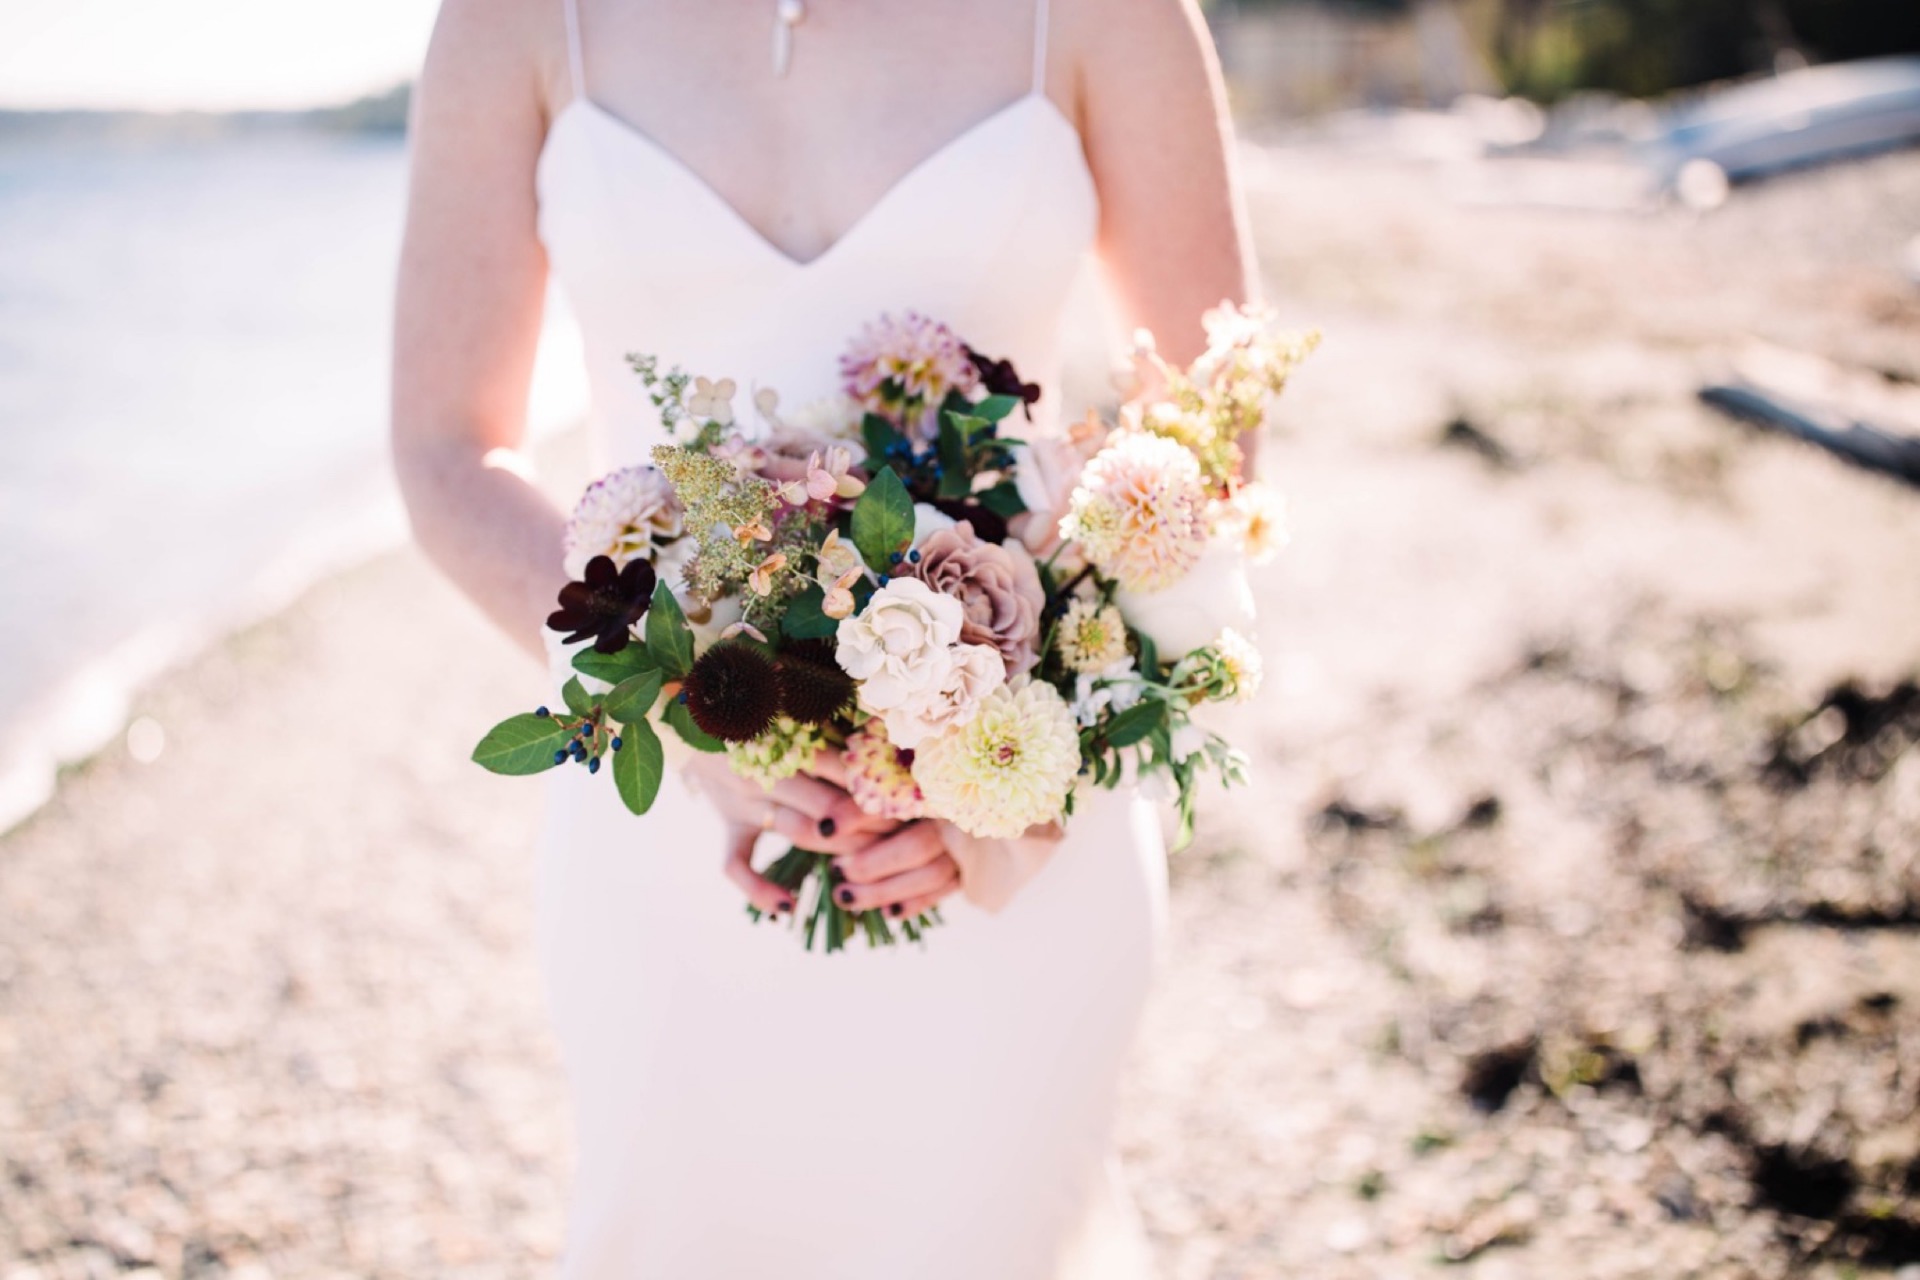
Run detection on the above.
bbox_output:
[781,584,841,640]
[861,412,904,465]
[472,713,572,776]
[1105,699,1167,749]
[572,644,655,686]
[663,697,726,753]
[977,480,1027,518]
[645,582,694,679]
[850,466,914,572]
[936,415,972,499]
[561,676,592,716]
[973,394,1021,423]
[944,411,989,444]
[603,669,664,724]
[1131,627,1160,680]
[612,718,665,814]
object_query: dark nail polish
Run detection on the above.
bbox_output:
[888,904,903,918]
[818,817,837,837]
[837,887,855,906]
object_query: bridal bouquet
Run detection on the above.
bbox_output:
[474,306,1318,950]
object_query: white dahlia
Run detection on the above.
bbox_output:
[1060,432,1209,593]
[563,466,685,578]
[913,679,1080,839]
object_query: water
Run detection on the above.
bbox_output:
[0,130,584,828]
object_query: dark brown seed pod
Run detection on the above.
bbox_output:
[682,642,781,743]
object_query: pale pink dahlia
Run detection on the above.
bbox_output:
[842,721,928,821]
[1060,432,1209,593]
[839,312,979,436]
[912,679,1080,839]
[563,466,685,578]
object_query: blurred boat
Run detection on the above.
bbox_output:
[1646,56,1920,207]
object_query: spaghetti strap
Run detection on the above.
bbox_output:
[562,0,586,101]
[1032,0,1050,95]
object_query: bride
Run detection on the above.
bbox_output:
[392,0,1253,1274]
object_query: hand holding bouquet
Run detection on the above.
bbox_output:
[474,305,1318,951]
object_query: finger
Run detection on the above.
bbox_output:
[722,826,794,916]
[806,748,851,789]
[767,772,843,820]
[771,772,895,841]
[888,881,961,922]
[834,822,946,885]
[766,805,892,858]
[833,855,959,913]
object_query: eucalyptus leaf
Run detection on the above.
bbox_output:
[612,717,665,814]
[1131,627,1160,680]
[1105,699,1167,749]
[573,644,656,686]
[472,713,573,776]
[603,669,664,724]
[977,480,1027,519]
[664,697,726,753]
[861,412,904,466]
[850,466,914,572]
[645,582,694,679]
[781,584,840,640]
[945,412,988,444]
[935,416,971,499]
[972,394,1021,423]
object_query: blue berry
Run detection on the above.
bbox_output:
[907,550,921,563]
[890,551,904,564]
[553,749,568,765]
[611,737,623,751]
[678,691,689,704]
[588,757,601,775]
[534,706,550,718]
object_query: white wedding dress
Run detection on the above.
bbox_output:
[533,2,1167,1275]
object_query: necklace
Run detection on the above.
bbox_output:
[773,0,806,78]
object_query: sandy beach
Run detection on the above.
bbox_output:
[4,141,1919,1278]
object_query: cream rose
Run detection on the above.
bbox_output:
[835,577,965,712]
[884,642,1006,749]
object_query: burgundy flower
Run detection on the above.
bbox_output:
[547,555,655,654]
[966,347,1041,419]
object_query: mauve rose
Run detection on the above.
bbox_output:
[908,521,1045,678]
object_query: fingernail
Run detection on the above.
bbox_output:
[888,903,903,918]
[818,817,837,837]
[837,887,855,906]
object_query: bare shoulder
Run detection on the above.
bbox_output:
[1054,0,1219,90]
[418,0,565,119]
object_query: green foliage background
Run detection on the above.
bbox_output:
[1221,0,1920,99]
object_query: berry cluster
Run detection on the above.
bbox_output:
[533,704,624,775]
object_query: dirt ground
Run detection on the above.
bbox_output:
[3,142,1918,1278]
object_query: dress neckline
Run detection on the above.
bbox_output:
[543,93,1087,272]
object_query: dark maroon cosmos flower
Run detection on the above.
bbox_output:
[547,555,655,653]
[966,347,1041,418]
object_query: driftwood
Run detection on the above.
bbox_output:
[1700,382,1920,488]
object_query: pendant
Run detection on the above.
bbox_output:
[773,0,806,78]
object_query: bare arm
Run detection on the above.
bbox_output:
[1072,0,1257,358]
[391,0,565,661]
